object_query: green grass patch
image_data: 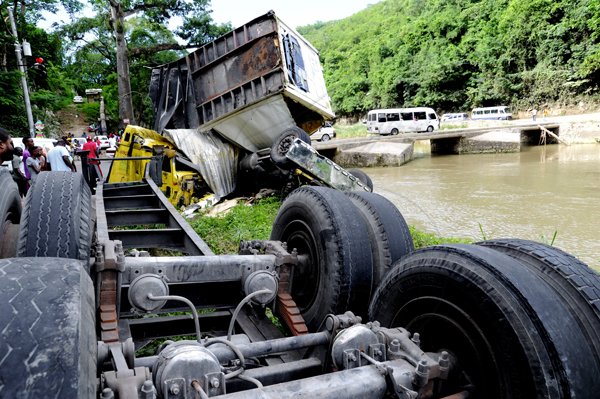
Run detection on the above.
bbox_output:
[409,226,472,248]
[189,196,282,254]
[335,123,369,139]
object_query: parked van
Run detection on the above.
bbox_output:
[441,113,469,122]
[471,106,512,120]
[366,107,439,135]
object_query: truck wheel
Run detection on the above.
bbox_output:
[426,125,434,132]
[369,244,600,398]
[477,239,600,362]
[270,127,311,167]
[0,257,96,398]
[345,191,413,288]
[0,169,21,258]
[348,168,374,191]
[390,128,399,135]
[17,172,92,262]
[271,186,373,329]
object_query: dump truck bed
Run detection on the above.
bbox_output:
[150,11,334,152]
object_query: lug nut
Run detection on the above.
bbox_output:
[170,384,180,395]
[210,378,220,389]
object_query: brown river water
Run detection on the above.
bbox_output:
[366,142,600,270]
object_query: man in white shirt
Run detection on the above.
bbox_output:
[47,139,76,172]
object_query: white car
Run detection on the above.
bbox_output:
[73,95,84,104]
[441,113,469,122]
[310,122,336,142]
[95,135,110,150]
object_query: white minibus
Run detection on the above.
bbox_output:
[366,107,439,135]
[471,106,512,120]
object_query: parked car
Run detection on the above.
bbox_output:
[73,95,84,104]
[311,122,336,142]
[95,135,110,150]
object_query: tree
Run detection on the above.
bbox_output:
[78,0,231,126]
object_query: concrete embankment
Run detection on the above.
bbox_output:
[332,142,414,167]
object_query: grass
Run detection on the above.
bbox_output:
[188,196,282,254]
[334,123,369,139]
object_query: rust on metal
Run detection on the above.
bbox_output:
[99,270,120,343]
[277,264,308,335]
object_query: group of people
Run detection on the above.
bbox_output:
[0,127,77,198]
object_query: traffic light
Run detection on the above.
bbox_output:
[31,57,46,76]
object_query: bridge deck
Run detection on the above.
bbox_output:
[313,122,560,151]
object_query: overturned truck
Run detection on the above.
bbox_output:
[147,11,338,199]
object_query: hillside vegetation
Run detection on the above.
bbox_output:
[299,0,600,116]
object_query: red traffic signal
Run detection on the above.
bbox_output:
[35,57,44,64]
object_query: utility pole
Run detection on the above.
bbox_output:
[7,7,35,138]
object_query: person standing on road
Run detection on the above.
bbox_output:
[21,137,34,183]
[11,147,27,197]
[82,136,102,192]
[531,108,537,121]
[26,146,43,184]
[47,139,76,172]
[0,127,15,162]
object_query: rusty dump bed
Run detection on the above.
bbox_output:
[149,11,334,152]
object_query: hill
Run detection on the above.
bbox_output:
[298,0,600,117]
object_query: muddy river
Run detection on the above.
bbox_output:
[366,142,600,270]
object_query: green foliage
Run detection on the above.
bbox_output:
[189,197,282,254]
[335,123,369,139]
[409,226,472,248]
[300,0,600,117]
[79,102,101,123]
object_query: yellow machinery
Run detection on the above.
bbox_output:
[107,125,203,207]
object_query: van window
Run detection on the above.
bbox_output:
[378,113,386,122]
[484,110,490,114]
[491,109,498,114]
[386,113,400,121]
[428,113,436,120]
[401,112,413,121]
[414,112,426,120]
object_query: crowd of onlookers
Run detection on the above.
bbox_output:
[0,127,121,197]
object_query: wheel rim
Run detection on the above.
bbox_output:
[391,129,398,135]
[276,135,297,157]
[392,295,507,396]
[427,126,434,132]
[321,134,330,141]
[280,220,320,312]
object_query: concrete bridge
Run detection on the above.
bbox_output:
[312,120,586,168]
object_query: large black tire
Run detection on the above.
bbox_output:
[345,191,413,289]
[271,186,373,329]
[0,169,21,258]
[0,257,96,397]
[17,172,92,261]
[477,239,600,359]
[369,244,600,399]
[347,168,374,191]
[270,127,311,167]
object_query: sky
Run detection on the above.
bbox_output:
[209,0,378,29]
[38,0,379,31]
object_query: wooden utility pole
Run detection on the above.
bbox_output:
[109,0,135,127]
